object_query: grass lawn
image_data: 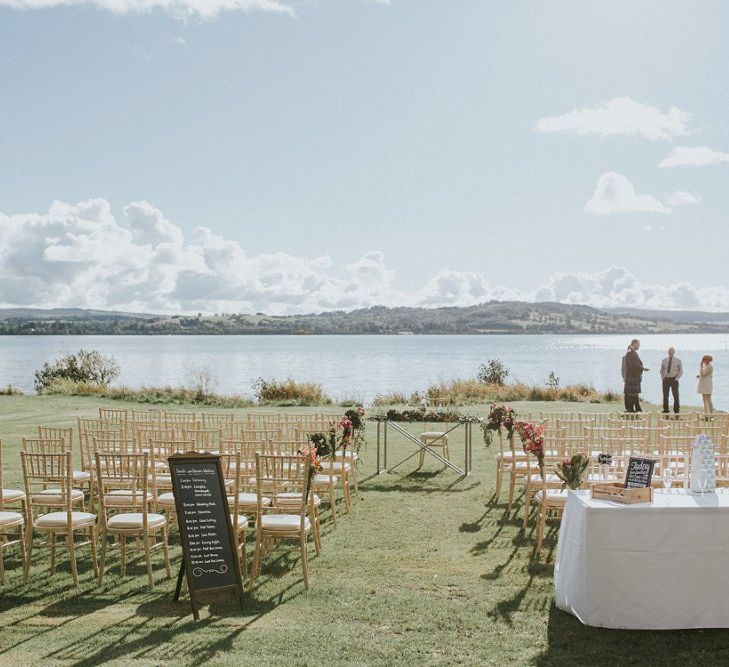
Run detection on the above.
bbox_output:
[1,395,728,666]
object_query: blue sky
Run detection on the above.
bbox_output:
[1,0,728,314]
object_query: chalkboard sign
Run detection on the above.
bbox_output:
[169,452,244,620]
[624,457,655,489]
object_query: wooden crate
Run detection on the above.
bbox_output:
[591,482,653,504]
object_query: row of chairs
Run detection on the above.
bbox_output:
[0,438,357,590]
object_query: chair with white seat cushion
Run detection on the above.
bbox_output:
[96,452,171,589]
[248,453,314,591]
[220,452,249,578]
[36,427,92,495]
[418,431,449,468]
[22,450,98,586]
[0,438,26,512]
[0,439,29,585]
[23,437,87,511]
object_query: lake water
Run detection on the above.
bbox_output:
[1,334,728,407]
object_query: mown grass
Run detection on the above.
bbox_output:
[0,395,726,666]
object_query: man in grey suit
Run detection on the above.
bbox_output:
[660,346,683,414]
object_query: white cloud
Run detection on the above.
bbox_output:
[535,97,692,141]
[659,146,729,168]
[533,267,729,311]
[2,200,727,315]
[666,190,700,207]
[585,171,672,216]
[0,0,294,19]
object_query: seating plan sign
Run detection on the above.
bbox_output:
[624,457,655,489]
[169,452,244,620]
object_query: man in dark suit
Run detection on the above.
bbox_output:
[622,339,649,413]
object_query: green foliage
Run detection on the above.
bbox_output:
[34,349,120,392]
[546,371,560,389]
[0,384,23,396]
[252,377,332,406]
[555,453,591,490]
[477,359,509,386]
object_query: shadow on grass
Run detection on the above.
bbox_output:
[534,604,729,665]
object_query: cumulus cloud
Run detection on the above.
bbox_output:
[0,199,513,315]
[2,200,727,315]
[666,190,700,207]
[533,267,729,311]
[585,171,672,215]
[659,146,729,168]
[0,0,294,19]
[535,97,692,141]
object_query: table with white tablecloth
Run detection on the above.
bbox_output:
[555,489,729,629]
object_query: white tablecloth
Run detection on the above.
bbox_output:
[555,489,729,629]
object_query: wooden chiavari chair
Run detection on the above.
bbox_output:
[181,427,221,452]
[200,412,234,428]
[22,451,98,586]
[99,408,129,424]
[37,427,92,493]
[248,453,315,591]
[22,438,87,511]
[219,453,248,577]
[96,452,171,589]
[153,440,197,519]
[130,409,163,426]
[534,457,581,558]
[0,438,28,584]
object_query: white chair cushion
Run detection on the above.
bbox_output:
[230,514,249,529]
[261,514,311,532]
[104,490,154,507]
[107,512,166,529]
[276,492,321,508]
[227,492,270,508]
[0,511,24,527]
[73,471,92,483]
[312,474,337,486]
[528,474,561,483]
[0,488,25,502]
[535,489,569,504]
[340,451,359,460]
[35,511,96,529]
[321,461,351,473]
[153,475,172,485]
[32,488,85,504]
[157,492,176,507]
[420,431,447,439]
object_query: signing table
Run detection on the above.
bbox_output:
[555,489,729,629]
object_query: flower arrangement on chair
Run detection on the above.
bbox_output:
[298,444,324,502]
[555,453,591,491]
[482,404,517,447]
[514,420,546,479]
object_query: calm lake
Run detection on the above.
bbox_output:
[1,334,728,407]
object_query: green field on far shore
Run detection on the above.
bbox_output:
[0,395,726,666]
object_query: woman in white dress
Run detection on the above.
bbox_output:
[696,354,714,414]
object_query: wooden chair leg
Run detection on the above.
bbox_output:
[299,533,309,590]
[25,525,33,577]
[20,524,29,583]
[312,507,321,555]
[343,476,351,513]
[89,526,99,577]
[507,472,516,512]
[495,460,503,498]
[329,488,337,528]
[120,535,126,577]
[98,529,108,586]
[247,535,263,592]
[144,534,154,589]
[523,485,532,529]
[536,506,547,556]
[162,526,171,578]
[67,532,79,587]
[239,528,248,577]
[50,533,57,575]
[0,542,5,586]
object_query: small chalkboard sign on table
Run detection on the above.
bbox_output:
[624,457,656,489]
[169,452,244,620]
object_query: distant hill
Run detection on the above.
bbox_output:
[2,301,729,335]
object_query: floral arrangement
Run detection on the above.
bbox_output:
[308,431,336,457]
[298,444,324,501]
[514,420,546,476]
[555,453,591,490]
[342,405,367,455]
[481,404,517,447]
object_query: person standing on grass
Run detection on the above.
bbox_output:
[697,354,714,414]
[623,339,649,413]
[660,347,683,414]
